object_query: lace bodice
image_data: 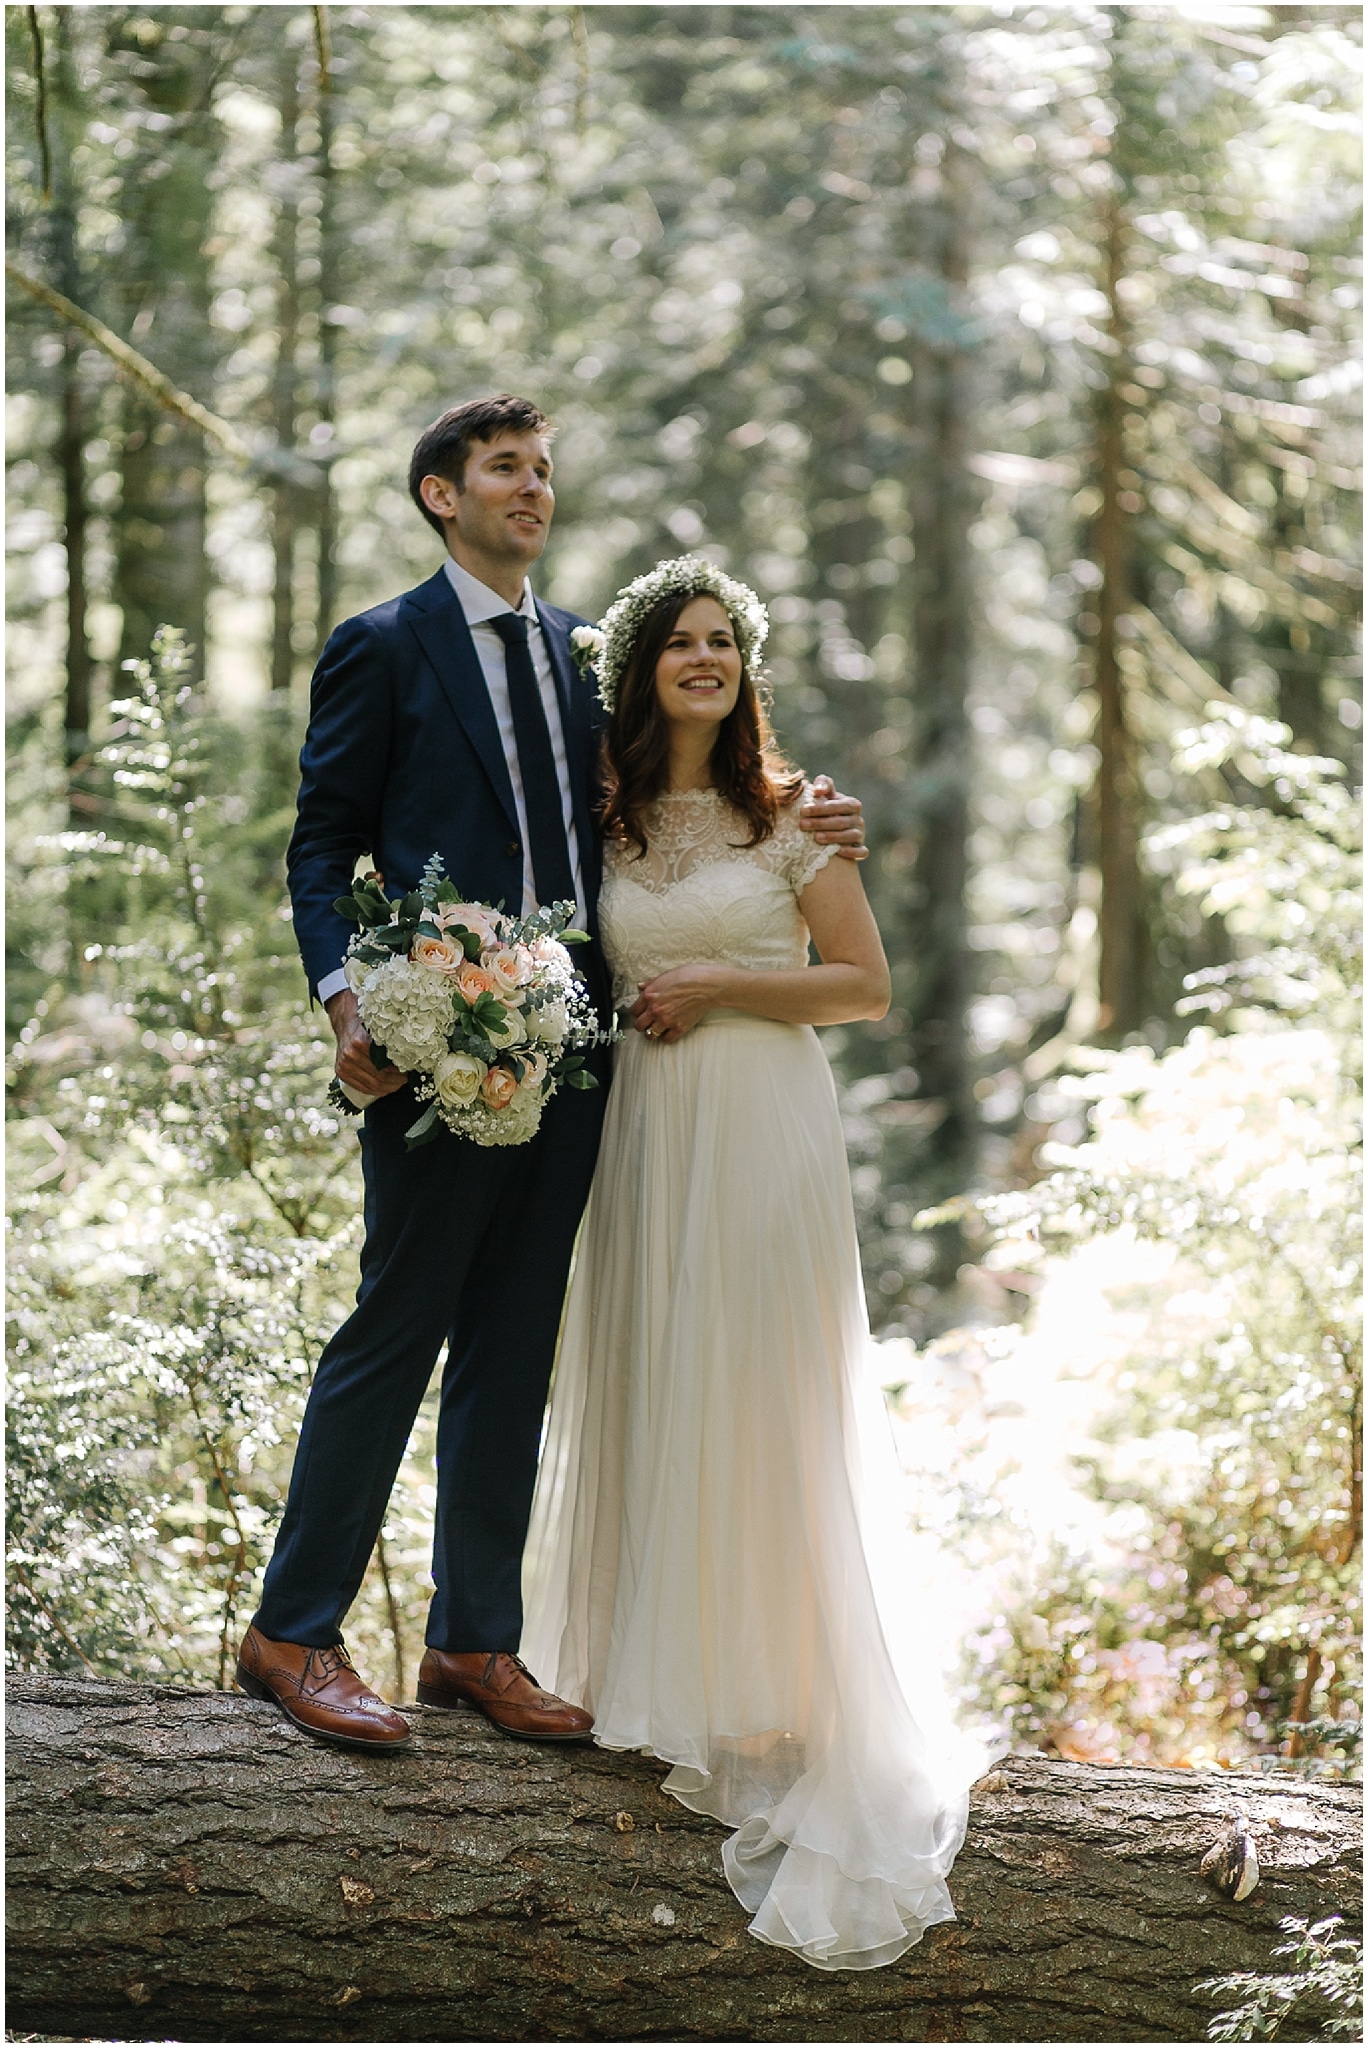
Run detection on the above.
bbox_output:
[598,784,837,1009]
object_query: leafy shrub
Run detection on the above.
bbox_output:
[6,632,434,1693]
[946,715,1361,1769]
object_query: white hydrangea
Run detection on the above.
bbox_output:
[353,955,454,1074]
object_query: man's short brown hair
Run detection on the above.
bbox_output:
[408,395,554,535]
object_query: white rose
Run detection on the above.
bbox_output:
[344,955,369,993]
[532,998,568,1046]
[485,1005,527,1050]
[433,1051,486,1107]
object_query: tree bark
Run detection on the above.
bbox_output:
[6,1675,1360,2044]
[109,10,216,675]
[1092,187,1145,1042]
[269,46,302,695]
[31,8,95,790]
[312,3,339,655]
[905,139,976,1181]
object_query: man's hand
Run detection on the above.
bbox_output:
[324,988,408,1097]
[799,773,868,861]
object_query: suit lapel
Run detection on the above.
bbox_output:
[404,570,519,835]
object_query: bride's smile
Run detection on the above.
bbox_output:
[654,594,743,747]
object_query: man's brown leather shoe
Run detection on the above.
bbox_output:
[235,1625,411,1751]
[416,1649,593,1742]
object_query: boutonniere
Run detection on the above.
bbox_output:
[569,624,607,677]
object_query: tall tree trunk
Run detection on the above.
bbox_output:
[905,140,975,1174]
[42,12,94,792]
[110,11,215,675]
[1093,188,1145,1041]
[270,47,301,694]
[6,1676,1360,2045]
[313,3,338,654]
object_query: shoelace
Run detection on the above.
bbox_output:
[303,1643,356,1688]
[483,1651,548,1699]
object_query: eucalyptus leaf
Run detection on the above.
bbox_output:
[403,1102,441,1150]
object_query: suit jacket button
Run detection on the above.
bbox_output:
[506,839,520,857]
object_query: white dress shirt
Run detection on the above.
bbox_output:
[316,557,586,1005]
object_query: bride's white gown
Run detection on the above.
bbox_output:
[522,787,978,1971]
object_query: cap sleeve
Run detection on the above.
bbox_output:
[782,782,841,893]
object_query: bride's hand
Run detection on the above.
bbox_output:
[631,964,731,1043]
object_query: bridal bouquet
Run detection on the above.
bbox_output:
[329,854,600,1150]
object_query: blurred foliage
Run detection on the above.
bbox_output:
[4,8,1361,1733]
[944,715,1360,1771]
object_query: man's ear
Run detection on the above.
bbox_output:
[418,472,460,523]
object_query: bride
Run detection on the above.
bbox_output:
[522,555,979,1972]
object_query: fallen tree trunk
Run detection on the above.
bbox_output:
[5,1676,1360,2043]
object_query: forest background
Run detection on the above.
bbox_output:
[6,2,1362,1782]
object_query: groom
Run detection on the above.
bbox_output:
[237,394,867,1750]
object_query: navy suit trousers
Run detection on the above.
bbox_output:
[253,1050,607,1651]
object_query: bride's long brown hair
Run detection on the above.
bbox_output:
[598,586,803,858]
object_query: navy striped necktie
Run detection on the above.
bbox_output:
[488,611,576,908]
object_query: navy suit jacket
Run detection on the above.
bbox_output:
[287,566,608,1015]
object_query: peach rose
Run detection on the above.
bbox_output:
[488,945,534,997]
[518,1049,548,1090]
[411,933,463,975]
[440,902,498,945]
[456,962,497,1003]
[480,1064,519,1110]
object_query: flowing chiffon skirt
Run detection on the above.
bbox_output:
[522,1012,983,1969]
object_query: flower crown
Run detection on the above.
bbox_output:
[569,555,770,714]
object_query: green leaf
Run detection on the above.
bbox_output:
[400,890,423,922]
[333,894,364,921]
[470,993,508,1024]
[566,1070,598,1089]
[560,928,590,944]
[403,1102,441,1150]
[458,929,484,959]
[435,879,460,903]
